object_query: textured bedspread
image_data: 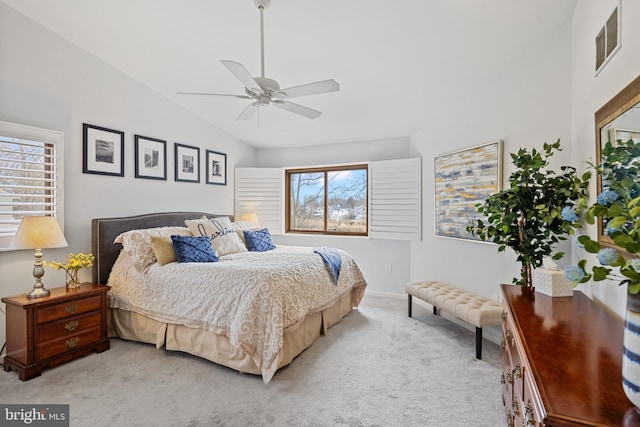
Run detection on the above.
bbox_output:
[107,245,367,382]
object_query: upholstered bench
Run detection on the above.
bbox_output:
[405,281,503,359]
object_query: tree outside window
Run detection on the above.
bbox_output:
[287,165,367,235]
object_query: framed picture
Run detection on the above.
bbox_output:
[206,150,227,185]
[434,140,503,241]
[174,143,200,183]
[134,135,167,180]
[83,123,124,177]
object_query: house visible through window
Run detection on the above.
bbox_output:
[0,121,63,250]
[286,165,368,236]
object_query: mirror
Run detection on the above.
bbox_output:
[595,74,640,248]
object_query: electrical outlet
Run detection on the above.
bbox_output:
[384,265,392,274]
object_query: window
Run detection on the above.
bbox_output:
[286,165,368,236]
[0,121,64,250]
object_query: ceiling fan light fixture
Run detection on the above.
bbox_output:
[254,0,271,9]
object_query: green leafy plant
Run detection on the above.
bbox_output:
[564,138,640,294]
[467,139,590,287]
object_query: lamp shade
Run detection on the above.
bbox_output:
[239,212,260,227]
[9,216,68,250]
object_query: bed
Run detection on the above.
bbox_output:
[91,212,367,383]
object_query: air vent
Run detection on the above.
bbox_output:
[595,3,620,75]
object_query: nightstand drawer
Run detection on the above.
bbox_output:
[38,326,102,360]
[38,311,101,343]
[37,295,101,324]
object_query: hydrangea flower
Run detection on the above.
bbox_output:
[631,259,640,274]
[564,265,586,282]
[597,189,620,205]
[597,248,619,266]
[561,206,578,222]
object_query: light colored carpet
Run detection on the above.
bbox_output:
[0,294,506,426]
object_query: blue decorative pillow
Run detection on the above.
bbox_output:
[243,228,276,252]
[171,235,219,263]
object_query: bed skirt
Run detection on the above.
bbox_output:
[107,287,361,377]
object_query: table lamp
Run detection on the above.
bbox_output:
[9,216,68,298]
[239,212,260,227]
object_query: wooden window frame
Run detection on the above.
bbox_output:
[285,164,368,236]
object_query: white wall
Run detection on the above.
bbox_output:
[409,20,575,304]
[255,136,413,295]
[570,0,640,318]
[0,4,255,344]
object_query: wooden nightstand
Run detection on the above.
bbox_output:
[2,283,110,381]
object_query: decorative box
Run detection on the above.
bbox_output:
[534,268,573,297]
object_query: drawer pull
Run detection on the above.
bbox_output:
[65,337,80,348]
[513,363,522,379]
[501,311,507,321]
[512,400,520,416]
[64,320,80,331]
[64,304,79,315]
[525,401,534,426]
[507,411,514,427]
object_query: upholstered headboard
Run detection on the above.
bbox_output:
[91,212,232,285]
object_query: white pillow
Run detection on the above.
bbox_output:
[114,226,192,269]
[185,216,247,256]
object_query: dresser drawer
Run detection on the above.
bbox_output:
[37,295,101,324]
[38,311,101,343]
[38,326,102,360]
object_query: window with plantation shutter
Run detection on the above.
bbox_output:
[0,121,64,250]
[235,158,421,241]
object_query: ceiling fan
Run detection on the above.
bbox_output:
[178,0,339,121]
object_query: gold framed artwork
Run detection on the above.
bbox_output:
[434,140,503,241]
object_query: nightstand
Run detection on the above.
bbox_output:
[2,283,110,381]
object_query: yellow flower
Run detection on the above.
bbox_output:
[44,252,94,273]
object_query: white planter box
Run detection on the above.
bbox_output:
[535,269,573,297]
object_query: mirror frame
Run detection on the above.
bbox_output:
[595,73,640,249]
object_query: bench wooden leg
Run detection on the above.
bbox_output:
[476,327,482,359]
[408,294,412,317]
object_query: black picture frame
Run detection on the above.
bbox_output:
[174,143,200,183]
[206,150,227,186]
[134,135,167,180]
[82,123,124,177]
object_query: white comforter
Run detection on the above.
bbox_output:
[107,245,367,382]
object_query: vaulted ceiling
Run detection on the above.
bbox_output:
[2,0,577,148]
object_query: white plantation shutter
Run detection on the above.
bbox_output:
[0,121,64,250]
[369,158,421,241]
[235,168,282,235]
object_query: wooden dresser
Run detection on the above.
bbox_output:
[500,284,636,426]
[2,283,110,381]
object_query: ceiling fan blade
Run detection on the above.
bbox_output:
[272,100,322,119]
[177,92,252,99]
[220,60,262,94]
[236,102,260,121]
[276,79,340,99]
